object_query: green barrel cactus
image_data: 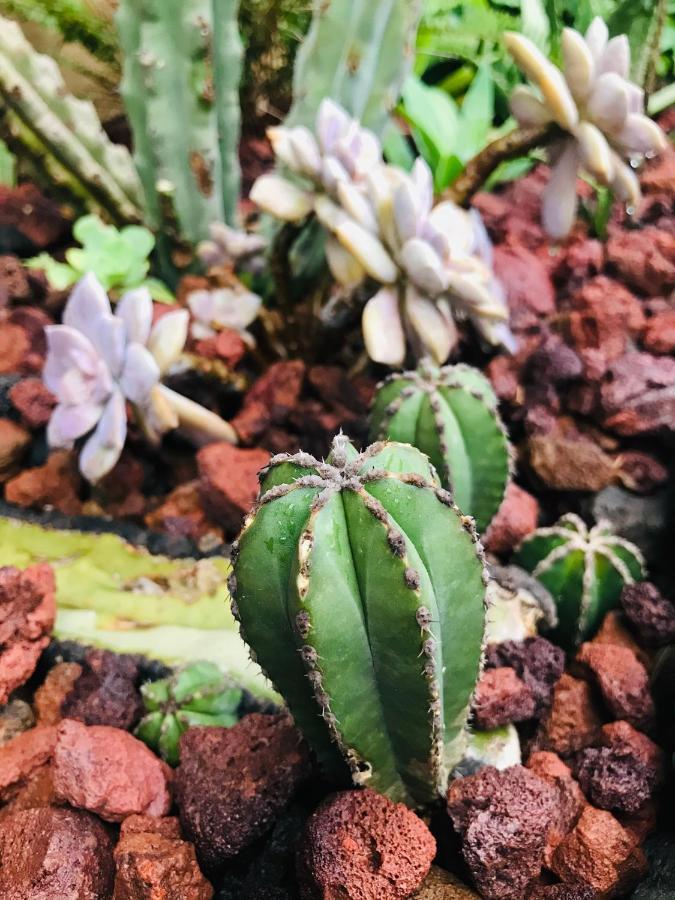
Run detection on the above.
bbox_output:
[136,661,242,766]
[369,361,511,533]
[514,514,645,649]
[230,434,487,807]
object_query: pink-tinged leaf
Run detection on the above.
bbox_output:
[510,86,553,126]
[576,121,614,184]
[410,158,434,216]
[405,289,454,364]
[63,272,112,343]
[610,153,641,208]
[598,35,630,78]
[616,114,668,155]
[587,72,629,133]
[119,343,160,405]
[115,287,153,345]
[43,325,112,403]
[428,201,474,257]
[316,99,350,155]
[46,401,103,448]
[362,288,406,366]
[542,140,580,239]
[78,390,127,483]
[625,83,645,115]
[503,32,578,131]
[562,28,595,101]
[92,315,126,379]
[584,17,609,63]
[325,237,366,289]
[400,238,447,297]
[147,309,189,375]
[288,126,322,178]
[321,155,350,193]
[393,178,422,245]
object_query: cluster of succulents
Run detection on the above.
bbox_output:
[230,434,487,806]
[187,287,262,345]
[515,513,644,649]
[44,273,236,483]
[252,99,514,366]
[505,17,668,239]
[136,661,242,766]
[369,360,511,532]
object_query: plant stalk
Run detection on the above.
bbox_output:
[158,384,238,445]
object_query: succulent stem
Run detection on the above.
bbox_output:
[158,385,238,445]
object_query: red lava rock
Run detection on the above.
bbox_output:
[485,637,565,717]
[447,765,559,899]
[564,277,645,362]
[526,751,586,866]
[0,255,31,304]
[575,643,654,731]
[34,661,83,725]
[617,450,669,493]
[113,814,214,900]
[0,806,115,899]
[145,480,224,545]
[474,169,552,251]
[526,883,596,899]
[232,360,306,443]
[472,667,536,730]
[195,328,247,368]
[494,244,555,330]
[487,354,522,405]
[600,352,675,436]
[0,564,55,704]
[550,805,646,898]
[642,309,675,354]
[483,483,539,556]
[4,449,83,515]
[606,226,675,295]
[61,649,143,731]
[8,377,56,428]
[621,581,675,647]
[8,306,51,372]
[574,746,654,815]
[0,725,56,802]
[0,183,67,250]
[557,238,604,287]
[591,611,649,668]
[527,427,617,492]
[534,674,603,757]
[175,713,310,872]
[308,365,371,416]
[297,788,435,900]
[0,417,30,478]
[526,334,583,385]
[197,442,270,533]
[0,322,30,375]
[53,718,171,822]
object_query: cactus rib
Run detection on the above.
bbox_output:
[231,435,487,806]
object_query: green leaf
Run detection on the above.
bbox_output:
[72,214,111,246]
[648,80,675,115]
[120,225,155,258]
[435,154,464,191]
[457,64,495,161]
[0,139,16,188]
[25,253,78,290]
[139,277,176,303]
[382,121,415,171]
[521,0,551,50]
[608,0,662,84]
[485,155,536,189]
[401,75,459,159]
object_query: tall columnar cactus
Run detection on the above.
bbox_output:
[230,435,487,807]
[369,361,511,533]
[514,514,644,649]
[285,0,423,137]
[0,16,143,224]
[116,0,243,243]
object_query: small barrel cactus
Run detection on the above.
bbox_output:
[369,361,511,533]
[514,514,644,649]
[135,661,242,766]
[230,434,487,807]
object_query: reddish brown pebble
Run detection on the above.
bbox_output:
[447,765,559,899]
[0,418,30,477]
[472,667,536,730]
[5,449,82,515]
[232,360,306,443]
[526,883,596,899]
[493,244,555,325]
[565,276,644,362]
[175,714,310,872]
[34,662,83,725]
[61,649,143,731]
[0,323,30,375]
[483,483,540,556]
[576,643,654,730]
[297,788,435,900]
[551,806,646,898]
[486,637,565,717]
[606,226,675,295]
[0,725,56,802]
[600,352,675,437]
[642,309,675,355]
[197,442,270,533]
[535,674,603,756]
[0,806,114,899]
[145,480,224,545]
[621,581,675,647]
[0,564,56,704]
[53,718,171,822]
[8,378,56,428]
[526,752,586,865]
[113,814,213,900]
[592,611,649,667]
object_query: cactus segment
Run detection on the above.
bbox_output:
[232,435,487,806]
[369,362,512,533]
[285,0,423,137]
[116,0,243,243]
[515,514,645,648]
[0,16,143,224]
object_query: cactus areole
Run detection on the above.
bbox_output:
[230,435,487,807]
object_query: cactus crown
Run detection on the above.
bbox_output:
[230,434,488,807]
[369,360,512,533]
[515,513,644,648]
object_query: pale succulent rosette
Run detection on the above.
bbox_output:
[44,273,236,483]
[251,99,513,366]
[188,286,262,345]
[505,18,668,239]
[197,222,267,272]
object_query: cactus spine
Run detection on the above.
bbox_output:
[285,0,423,136]
[0,16,143,224]
[515,514,645,649]
[116,0,243,243]
[369,361,511,533]
[231,435,487,807]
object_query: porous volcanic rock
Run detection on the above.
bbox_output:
[485,637,565,716]
[8,377,56,428]
[4,449,82,515]
[606,226,675,295]
[0,418,30,478]
[61,649,143,731]
[175,713,310,873]
[34,661,83,725]
[525,752,586,866]
[575,643,654,730]
[483,483,540,556]
[0,724,57,817]
[412,866,480,898]
[472,667,536,730]
[297,788,436,900]
[621,581,675,647]
[53,718,171,822]
[534,674,603,757]
[113,814,213,900]
[0,806,115,898]
[197,442,270,533]
[231,360,306,444]
[0,563,56,703]
[145,480,224,545]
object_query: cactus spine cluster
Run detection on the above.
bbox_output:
[116,0,243,243]
[230,435,487,807]
[285,0,423,137]
[515,513,645,649]
[369,362,511,533]
[0,16,143,224]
